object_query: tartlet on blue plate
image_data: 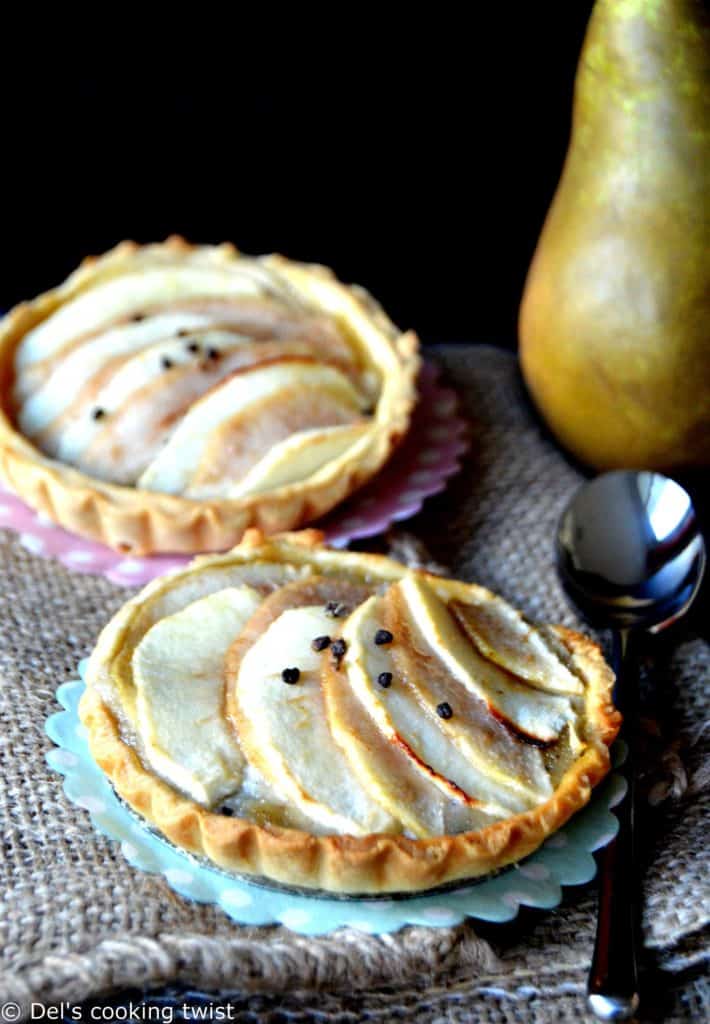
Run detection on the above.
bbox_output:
[79,529,620,895]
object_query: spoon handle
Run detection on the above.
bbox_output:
[587,630,640,1022]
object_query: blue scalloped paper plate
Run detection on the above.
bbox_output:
[46,662,625,935]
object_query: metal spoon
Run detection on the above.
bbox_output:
[556,470,706,1022]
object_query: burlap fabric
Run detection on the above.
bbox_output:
[0,346,707,1022]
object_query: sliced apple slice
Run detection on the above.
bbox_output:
[338,596,535,814]
[448,599,584,696]
[322,651,502,837]
[16,291,359,402]
[132,586,261,805]
[228,603,399,835]
[226,423,370,498]
[393,576,577,745]
[138,358,366,497]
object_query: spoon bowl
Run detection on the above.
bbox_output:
[557,470,706,634]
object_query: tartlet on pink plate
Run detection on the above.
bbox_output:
[0,238,419,555]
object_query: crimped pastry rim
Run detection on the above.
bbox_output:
[78,530,621,895]
[0,237,420,555]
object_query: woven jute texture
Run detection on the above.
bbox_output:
[0,345,707,1022]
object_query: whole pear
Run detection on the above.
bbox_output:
[519,0,709,470]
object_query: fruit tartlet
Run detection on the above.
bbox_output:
[0,239,419,554]
[79,530,620,894]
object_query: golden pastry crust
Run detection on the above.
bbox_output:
[0,238,419,555]
[79,529,621,894]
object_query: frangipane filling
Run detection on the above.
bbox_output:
[94,557,590,839]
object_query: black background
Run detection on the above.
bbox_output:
[2,8,594,347]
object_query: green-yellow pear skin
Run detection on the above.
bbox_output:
[519,0,710,470]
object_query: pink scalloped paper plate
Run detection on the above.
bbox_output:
[0,361,467,586]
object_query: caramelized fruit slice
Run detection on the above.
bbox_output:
[132,297,355,362]
[225,576,373,665]
[187,361,366,499]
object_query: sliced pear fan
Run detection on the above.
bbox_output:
[138,359,366,497]
[16,312,217,429]
[338,596,536,814]
[17,293,357,404]
[45,330,252,469]
[106,558,586,833]
[132,586,261,805]
[322,624,506,837]
[7,241,420,560]
[393,575,578,746]
[20,311,361,458]
[78,531,618,893]
[48,338,354,486]
[228,604,398,835]
[16,266,272,370]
